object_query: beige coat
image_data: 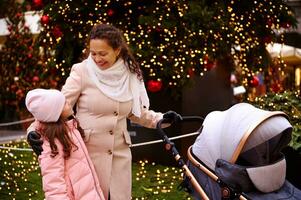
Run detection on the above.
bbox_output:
[61,60,163,200]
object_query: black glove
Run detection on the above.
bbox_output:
[27,131,43,156]
[163,110,182,123]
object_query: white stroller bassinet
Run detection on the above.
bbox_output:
[184,103,301,199]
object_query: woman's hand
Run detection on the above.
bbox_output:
[163,110,182,123]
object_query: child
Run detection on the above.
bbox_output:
[25,88,105,200]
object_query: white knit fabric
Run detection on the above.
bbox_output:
[86,54,149,117]
[25,89,65,122]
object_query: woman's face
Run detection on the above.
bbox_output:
[90,39,120,70]
[60,100,73,119]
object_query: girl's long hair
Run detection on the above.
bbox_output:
[39,118,85,159]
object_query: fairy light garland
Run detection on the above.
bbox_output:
[32,0,296,91]
[0,140,41,199]
[133,160,191,199]
[1,141,192,199]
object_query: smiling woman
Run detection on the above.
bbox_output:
[26,23,178,200]
[59,24,175,200]
[89,39,120,70]
[88,24,143,79]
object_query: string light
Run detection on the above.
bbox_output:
[0,140,42,199]
[133,160,191,199]
[1,144,192,199]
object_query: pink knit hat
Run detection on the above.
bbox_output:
[25,89,66,122]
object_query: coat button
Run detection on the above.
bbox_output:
[109,130,113,135]
[114,111,118,116]
[108,150,112,155]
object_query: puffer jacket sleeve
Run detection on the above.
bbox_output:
[128,107,163,129]
[61,63,83,108]
[39,141,70,200]
[26,120,38,135]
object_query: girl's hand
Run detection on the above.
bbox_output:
[27,131,43,156]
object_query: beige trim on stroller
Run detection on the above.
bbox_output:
[230,111,288,163]
[182,164,210,200]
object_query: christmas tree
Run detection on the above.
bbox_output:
[0,0,298,118]
[31,0,296,93]
[0,0,57,121]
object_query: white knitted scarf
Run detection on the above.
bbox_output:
[86,54,149,117]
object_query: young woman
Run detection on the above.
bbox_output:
[27,24,179,200]
[26,89,105,200]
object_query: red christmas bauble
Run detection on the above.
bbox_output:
[52,26,63,38]
[249,76,259,87]
[40,15,50,25]
[33,0,43,7]
[147,80,163,93]
[16,12,22,18]
[32,76,40,82]
[107,9,114,17]
[16,89,24,97]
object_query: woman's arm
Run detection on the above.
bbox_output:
[128,107,163,129]
[61,63,83,108]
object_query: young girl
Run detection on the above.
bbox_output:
[25,88,105,200]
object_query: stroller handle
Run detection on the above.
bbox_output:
[156,116,210,200]
[156,116,204,138]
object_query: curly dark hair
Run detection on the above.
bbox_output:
[89,23,143,81]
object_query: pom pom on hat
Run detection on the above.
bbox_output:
[25,89,65,122]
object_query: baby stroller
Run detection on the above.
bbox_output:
[157,103,301,200]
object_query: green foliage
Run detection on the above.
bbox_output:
[0,141,43,199]
[0,141,190,199]
[249,91,301,150]
[132,161,191,199]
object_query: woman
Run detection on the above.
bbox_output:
[28,23,179,200]
[63,23,165,200]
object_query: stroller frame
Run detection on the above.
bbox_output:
[156,115,286,200]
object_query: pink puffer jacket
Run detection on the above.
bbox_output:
[36,119,105,200]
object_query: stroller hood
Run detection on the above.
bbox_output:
[192,103,292,193]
